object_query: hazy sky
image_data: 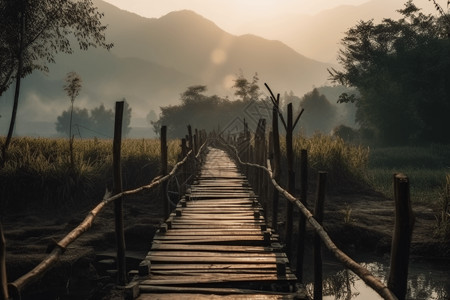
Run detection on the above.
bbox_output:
[102,0,372,33]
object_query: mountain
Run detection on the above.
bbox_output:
[94,2,332,95]
[239,0,435,63]
[1,1,333,137]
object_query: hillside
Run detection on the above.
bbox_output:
[1,1,333,137]
[240,0,436,63]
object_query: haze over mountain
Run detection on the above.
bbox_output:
[231,0,436,63]
[2,0,431,137]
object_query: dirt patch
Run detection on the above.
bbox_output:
[1,191,164,300]
[300,189,449,258]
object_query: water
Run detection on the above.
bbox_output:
[305,254,450,300]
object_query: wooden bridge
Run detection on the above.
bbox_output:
[136,147,305,299]
[1,100,413,300]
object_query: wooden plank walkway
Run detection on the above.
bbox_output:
[136,147,306,299]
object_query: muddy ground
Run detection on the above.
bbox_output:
[1,187,448,299]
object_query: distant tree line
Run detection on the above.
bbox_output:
[55,100,132,138]
[152,72,354,139]
[151,73,269,137]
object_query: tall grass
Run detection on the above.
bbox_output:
[366,145,450,206]
[434,174,450,240]
[286,133,370,192]
[0,137,180,213]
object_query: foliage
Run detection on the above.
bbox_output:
[55,100,132,138]
[286,134,370,191]
[0,0,112,167]
[232,71,261,102]
[154,75,271,138]
[0,0,113,95]
[298,88,337,136]
[329,1,450,145]
[434,173,450,240]
[64,71,82,168]
[0,137,180,213]
[332,124,358,143]
[366,144,450,206]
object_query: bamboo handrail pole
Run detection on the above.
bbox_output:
[113,101,127,286]
[218,139,398,300]
[1,223,9,300]
[9,139,211,295]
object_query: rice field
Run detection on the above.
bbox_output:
[1,136,448,213]
[366,144,450,207]
[0,137,180,212]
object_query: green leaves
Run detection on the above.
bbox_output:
[329,1,450,145]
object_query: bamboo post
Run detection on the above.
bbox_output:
[296,149,308,280]
[272,101,281,232]
[160,126,168,219]
[285,103,294,257]
[388,173,414,300]
[193,133,198,156]
[195,128,199,153]
[187,125,193,152]
[314,172,327,300]
[181,138,187,195]
[256,119,267,212]
[113,101,127,286]
[1,223,9,300]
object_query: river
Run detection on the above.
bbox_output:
[304,253,449,300]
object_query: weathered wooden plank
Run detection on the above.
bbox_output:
[169,225,262,230]
[153,235,264,241]
[148,251,286,258]
[139,285,296,297]
[170,220,265,225]
[160,228,262,232]
[147,256,282,264]
[137,293,292,300]
[139,285,297,296]
[160,230,263,235]
[177,214,255,219]
[140,273,297,285]
[149,263,278,270]
[150,238,266,245]
[150,269,278,275]
[150,243,270,253]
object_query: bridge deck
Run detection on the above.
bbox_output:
[136,147,306,299]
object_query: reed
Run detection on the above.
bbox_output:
[0,137,180,212]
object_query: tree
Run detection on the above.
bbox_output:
[299,88,337,135]
[90,104,114,137]
[329,1,450,145]
[64,71,82,168]
[122,99,132,137]
[0,0,113,167]
[233,71,261,102]
[55,108,92,137]
[55,101,132,138]
[153,85,255,137]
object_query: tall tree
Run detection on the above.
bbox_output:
[329,1,450,145]
[299,88,337,136]
[64,71,82,168]
[233,71,261,102]
[0,0,113,167]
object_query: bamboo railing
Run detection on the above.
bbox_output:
[213,83,414,300]
[216,136,401,300]
[0,101,208,300]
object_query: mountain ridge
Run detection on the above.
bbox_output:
[2,0,353,137]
